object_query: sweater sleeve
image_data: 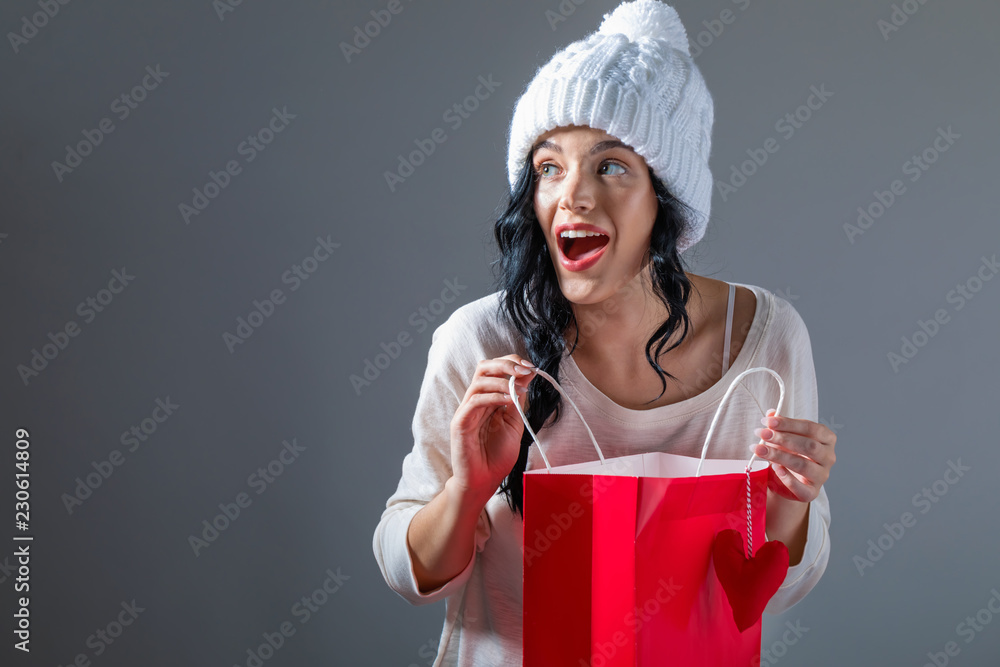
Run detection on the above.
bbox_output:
[372,308,493,606]
[763,297,832,615]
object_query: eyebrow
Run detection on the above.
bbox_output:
[531,139,634,156]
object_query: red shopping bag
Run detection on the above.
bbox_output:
[511,367,791,666]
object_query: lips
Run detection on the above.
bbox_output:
[559,234,609,261]
[556,232,610,272]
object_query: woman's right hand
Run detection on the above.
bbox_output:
[449,354,537,506]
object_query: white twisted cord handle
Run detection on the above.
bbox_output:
[695,366,787,557]
[510,363,784,557]
[695,366,785,477]
[508,367,606,471]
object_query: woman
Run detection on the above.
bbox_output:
[373,2,836,664]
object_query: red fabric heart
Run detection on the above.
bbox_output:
[712,528,790,632]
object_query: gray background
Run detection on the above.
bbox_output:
[1,0,998,665]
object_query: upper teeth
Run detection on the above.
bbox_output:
[559,230,606,238]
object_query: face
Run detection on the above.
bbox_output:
[531,124,659,307]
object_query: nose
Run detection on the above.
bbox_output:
[557,166,594,213]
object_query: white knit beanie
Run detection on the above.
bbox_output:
[506,0,714,255]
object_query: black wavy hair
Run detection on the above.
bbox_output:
[489,149,704,517]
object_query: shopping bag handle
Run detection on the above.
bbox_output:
[508,368,606,472]
[509,365,785,475]
[695,366,785,477]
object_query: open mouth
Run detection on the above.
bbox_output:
[559,233,610,262]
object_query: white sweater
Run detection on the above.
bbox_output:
[373,283,831,666]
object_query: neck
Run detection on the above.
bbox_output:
[565,270,706,366]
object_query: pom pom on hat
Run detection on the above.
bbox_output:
[598,0,691,55]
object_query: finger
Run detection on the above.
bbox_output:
[471,373,532,419]
[770,463,815,501]
[781,463,813,489]
[761,411,835,446]
[498,353,537,370]
[454,393,506,435]
[508,353,537,368]
[750,436,827,483]
[463,359,535,403]
[492,389,533,433]
[469,375,531,393]
[461,391,520,415]
[754,427,826,465]
[756,422,833,467]
[500,364,537,397]
[471,375,531,401]
[469,376,532,409]
[477,358,536,381]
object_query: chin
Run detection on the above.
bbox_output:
[556,276,612,306]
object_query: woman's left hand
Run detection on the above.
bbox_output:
[751,409,837,503]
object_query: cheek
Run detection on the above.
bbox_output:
[535,188,556,213]
[534,194,558,230]
[619,196,654,227]
[613,198,656,255]
[630,190,658,232]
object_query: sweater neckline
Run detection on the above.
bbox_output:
[559,283,770,425]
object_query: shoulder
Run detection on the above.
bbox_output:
[769,289,813,347]
[752,284,817,374]
[738,284,819,416]
[739,283,812,345]
[433,291,518,345]
[427,290,527,369]
[730,283,815,376]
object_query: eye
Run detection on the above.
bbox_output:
[535,162,557,179]
[534,160,627,179]
[600,161,626,176]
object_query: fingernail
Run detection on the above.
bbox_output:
[514,365,531,375]
[755,428,773,440]
[520,359,536,368]
[760,416,779,428]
